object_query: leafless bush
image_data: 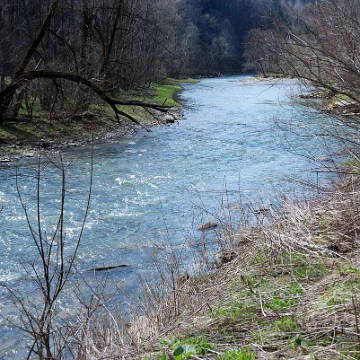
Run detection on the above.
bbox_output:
[1,153,92,359]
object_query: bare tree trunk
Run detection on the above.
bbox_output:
[0,0,61,122]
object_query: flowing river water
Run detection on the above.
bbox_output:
[0,76,342,356]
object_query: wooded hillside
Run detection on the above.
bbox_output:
[0,0,262,123]
[0,0,349,124]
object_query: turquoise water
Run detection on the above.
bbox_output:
[0,76,340,355]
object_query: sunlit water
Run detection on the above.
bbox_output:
[0,76,342,355]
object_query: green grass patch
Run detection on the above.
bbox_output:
[272,315,299,333]
[150,83,182,107]
[165,77,199,85]
[216,347,256,360]
[149,78,198,107]
[215,297,258,320]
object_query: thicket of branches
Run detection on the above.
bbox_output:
[245,0,360,104]
[243,0,360,166]
[0,0,180,124]
[0,0,262,124]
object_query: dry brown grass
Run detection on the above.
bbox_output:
[129,174,360,359]
[63,173,360,359]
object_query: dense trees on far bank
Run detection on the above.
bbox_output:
[3,0,350,124]
[0,0,262,123]
[171,0,260,77]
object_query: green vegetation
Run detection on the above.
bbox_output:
[144,337,256,359]
[216,348,256,360]
[151,83,182,107]
[0,78,191,157]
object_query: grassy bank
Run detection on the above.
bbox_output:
[122,171,360,360]
[67,164,360,359]
[0,78,195,158]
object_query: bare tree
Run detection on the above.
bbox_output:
[0,154,92,359]
[0,0,174,126]
[243,0,360,172]
[245,0,360,104]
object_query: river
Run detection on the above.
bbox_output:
[0,75,341,356]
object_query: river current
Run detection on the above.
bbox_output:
[0,76,341,355]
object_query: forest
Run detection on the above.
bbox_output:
[0,0,259,125]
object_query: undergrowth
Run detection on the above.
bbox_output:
[0,78,187,154]
[132,173,360,360]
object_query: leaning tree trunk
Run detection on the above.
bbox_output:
[0,84,20,123]
[0,0,171,128]
[0,0,61,123]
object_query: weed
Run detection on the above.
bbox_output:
[268,296,297,309]
[216,347,256,360]
[215,296,257,319]
[294,335,304,349]
[320,337,333,347]
[250,329,268,344]
[172,344,197,359]
[273,316,299,333]
[326,297,343,306]
[319,218,327,230]
[249,251,268,265]
[161,336,215,359]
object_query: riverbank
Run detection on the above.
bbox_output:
[0,107,183,162]
[0,79,188,163]
[129,170,360,360]
[123,85,360,359]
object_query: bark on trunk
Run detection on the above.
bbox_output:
[0,0,61,122]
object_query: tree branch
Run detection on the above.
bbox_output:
[4,69,173,131]
[13,0,61,81]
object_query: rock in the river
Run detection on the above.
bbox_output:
[197,221,218,231]
[24,151,35,157]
